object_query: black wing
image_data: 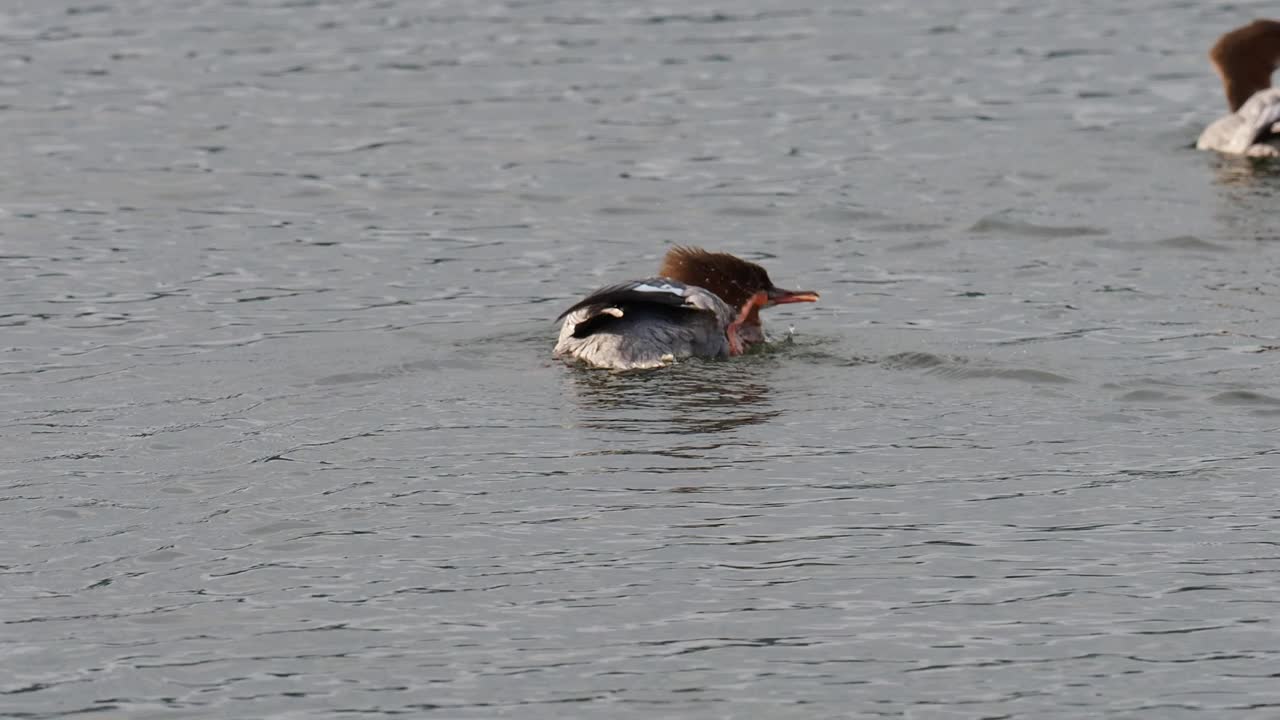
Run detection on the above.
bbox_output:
[555,278,699,321]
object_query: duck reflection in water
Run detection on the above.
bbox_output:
[564,357,782,436]
[1206,152,1280,244]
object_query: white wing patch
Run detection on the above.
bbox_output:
[632,281,685,295]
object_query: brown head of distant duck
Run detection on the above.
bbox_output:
[1210,19,1280,112]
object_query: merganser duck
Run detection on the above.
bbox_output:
[1197,19,1280,156]
[554,246,819,370]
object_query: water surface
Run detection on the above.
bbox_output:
[4,0,1280,717]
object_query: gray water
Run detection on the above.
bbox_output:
[4,0,1280,717]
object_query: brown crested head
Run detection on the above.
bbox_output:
[658,245,818,334]
[658,246,774,311]
[1209,19,1280,111]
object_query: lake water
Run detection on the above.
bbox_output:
[4,0,1280,717]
